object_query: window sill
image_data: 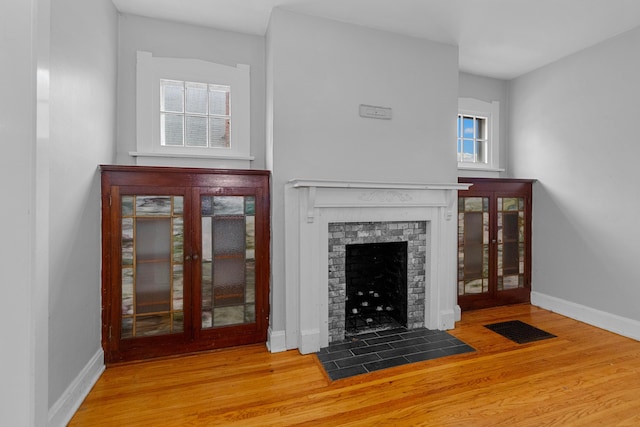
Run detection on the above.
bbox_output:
[129,151,255,161]
[457,165,505,172]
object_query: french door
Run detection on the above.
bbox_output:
[101,166,270,363]
[457,178,533,311]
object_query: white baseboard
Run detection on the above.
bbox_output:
[48,348,105,427]
[531,291,640,341]
[299,328,320,355]
[267,328,287,353]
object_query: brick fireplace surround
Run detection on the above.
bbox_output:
[282,179,470,354]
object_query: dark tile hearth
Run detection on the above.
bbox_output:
[484,320,556,344]
[316,327,475,380]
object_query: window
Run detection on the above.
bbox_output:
[160,80,231,148]
[457,98,500,171]
[457,114,487,164]
[134,51,252,165]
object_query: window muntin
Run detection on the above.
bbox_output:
[160,80,231,149]
[457,114,488,164]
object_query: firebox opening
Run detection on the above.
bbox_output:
[345,241,408,336]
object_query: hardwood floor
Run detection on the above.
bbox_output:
[69,305,640,426]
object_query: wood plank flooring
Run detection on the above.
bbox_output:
[69,304,640,426]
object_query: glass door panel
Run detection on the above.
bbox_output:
[120,195,184,338]
[458,197,490,296]
[497,197,526,291]
[201,195,256,329]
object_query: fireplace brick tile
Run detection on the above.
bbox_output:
[328,365,369,380]
[389,337,429,349]
[350,343,393,355]
[363,334,404,346]
[424,331,458,343]
[376,327,407,336]
[364,356,409,372]
[324,339,368,353]
[440,344,475,357]
[317,350,354,363]
[376,346,420,360]
[335,353,381,368]
[404,349,447,363]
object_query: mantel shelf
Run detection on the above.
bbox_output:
[288,178,471,191]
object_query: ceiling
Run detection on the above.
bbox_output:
[111,0,640,80]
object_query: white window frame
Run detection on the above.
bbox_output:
[133,51,252,162]
[458,98,500,171]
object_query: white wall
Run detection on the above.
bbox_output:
[47,0,118,424]
[510,26,640,324]
[266,8,459,349]
[117,14,267,169]
[0,1,44,424]
[458,72,510,176]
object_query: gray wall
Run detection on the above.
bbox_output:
[510,26,640,321]
[0,0,45,424]
[48,0,118,414]
[266,8,459,348]
[458,72,510,175]
[117,14,267,169]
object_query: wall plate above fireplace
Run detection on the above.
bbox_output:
[359,104,392,120]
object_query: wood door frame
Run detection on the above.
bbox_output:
[458,178,534,311]
[101,166,271,364]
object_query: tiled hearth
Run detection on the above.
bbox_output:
[282,179,471,354]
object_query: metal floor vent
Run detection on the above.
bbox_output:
[484,320,556,344]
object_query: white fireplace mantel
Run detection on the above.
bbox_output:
[279,179,471,354]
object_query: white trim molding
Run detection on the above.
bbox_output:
[284,179,471,354]
[531,291,640,342]
[48,348,105,427]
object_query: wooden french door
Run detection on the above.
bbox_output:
[457,178,533,311]
[101,166,270,364]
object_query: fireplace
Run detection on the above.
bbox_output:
[345,241,408,335]
[328,221,428,343]
[279,179,470,354]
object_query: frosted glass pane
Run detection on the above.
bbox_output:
[172,264,183,310]
[209,85,230,115]
[136,314,171,337]
[121,317,133,339]
[213,306,244,327]
[135,218,171,314]
[464,197,484,212]
[245,260,255,303]
[214,196,243,216]
[136,196,172,216]
[122,196,134,216]
[121,218,133,266]
[213,218,245,255]
[160,80,183,113]
[122,268,134,315]
[246,216,255,260]
[502,198,520,211]
[245,304,255,323]
[172,312,184,332]
[245,197,255,215]
[185,82,208,114]
[172,217,184,263]
[209,117,230,148]
[201,217,212,260]
[185,116,207,147]
[213,257,245,307]
[161,113,183,146]
[136,218,171,257]
[173,196,183,215]
[136,261,171,313]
